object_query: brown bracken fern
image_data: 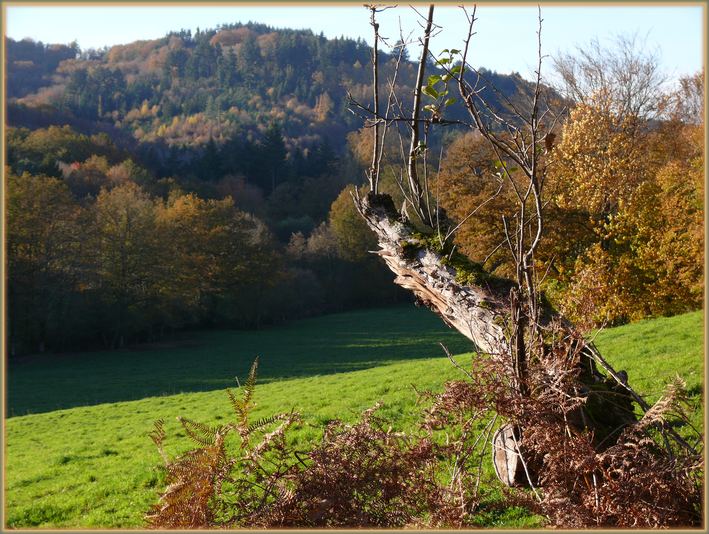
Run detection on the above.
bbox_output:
[146,359,490,529]
[145,358,301,528]
[429,327,704,528]
[147,350,703,528]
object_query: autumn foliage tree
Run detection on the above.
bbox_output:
[554,114,704,325]
[546,70,704,326]
[328,185,377,262]
[437,131,517,277]
[7,163,284,351]
[6,170,83,354]
[434,36,704,328]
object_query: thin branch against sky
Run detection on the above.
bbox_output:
[3,3,705,82]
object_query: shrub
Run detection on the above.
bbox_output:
[146,359,488,528]
[147,350,703,528]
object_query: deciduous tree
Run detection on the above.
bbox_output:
[92,182,160,347]
[7,170,83,353]
[349,5,699,504]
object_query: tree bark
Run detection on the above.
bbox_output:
[355,193,511,360]
[354,191,645,485]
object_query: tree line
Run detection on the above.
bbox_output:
[6,25,703,355]
[7,65,703,354]
[6,125,403,355]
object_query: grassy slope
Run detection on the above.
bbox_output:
[4,308,704,528]
[592,312,704,403]
[7,307,471,416]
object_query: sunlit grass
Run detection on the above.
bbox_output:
[4,307,703,528]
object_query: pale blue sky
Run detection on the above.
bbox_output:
[4,3,705,83]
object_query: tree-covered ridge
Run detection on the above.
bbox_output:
[5,38,79,99]
[9,24,386,151]
[7,23,538,156]
[5,21,702,355]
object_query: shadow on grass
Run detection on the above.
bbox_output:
[8,306,472,416]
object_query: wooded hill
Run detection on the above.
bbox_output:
[5,23,702,356]
[6,23,541,175]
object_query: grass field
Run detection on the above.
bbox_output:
[3,306,704,528]
[7,306,471,416]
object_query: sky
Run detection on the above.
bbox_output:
[3,3,705,84]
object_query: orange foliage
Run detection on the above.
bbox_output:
[437,131,518,276]
[556,118,704,326]
[210,27,255,47]
[551,103,648,218]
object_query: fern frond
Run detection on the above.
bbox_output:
[247,414,284,434]
[178,416,222,447]
[150,418,166,447]
[240,357,259,410]
[250,415,300,458]
[226,388,240,417]
[638,375,688,430]
[229,357,260,428]
[226,389,248,427]
[150,419,168,464]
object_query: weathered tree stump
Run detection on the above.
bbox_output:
[492,424,531,487]
[354,192,644,486]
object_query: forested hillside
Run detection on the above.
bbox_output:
[5,23,703,355]
[7,24,537,171]
[5,23,545,355]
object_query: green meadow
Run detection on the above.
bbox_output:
[4,307,704,528]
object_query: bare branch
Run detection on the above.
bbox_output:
[406,4,435,224]
[368,5,381,193]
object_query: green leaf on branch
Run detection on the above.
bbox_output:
[421,85,439,99]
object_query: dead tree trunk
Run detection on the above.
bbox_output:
[354,4,697,487]
[355,193,510,358]
[354,190,692,487]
